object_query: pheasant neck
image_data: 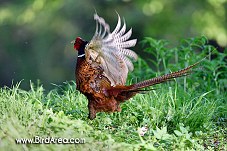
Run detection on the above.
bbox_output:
[77,41,88,59]
[77,47,85,59]
[78,54,85,58]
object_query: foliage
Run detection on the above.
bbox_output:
[131,36,227,93]
[0,37,226,150]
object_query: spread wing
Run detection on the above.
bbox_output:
[85,13,137,86]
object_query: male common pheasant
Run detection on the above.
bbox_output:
[73,13,201,119]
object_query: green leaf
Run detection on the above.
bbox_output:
[174,130,182,136]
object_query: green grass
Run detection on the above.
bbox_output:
[0,37,226,150]
[0,82,226,150]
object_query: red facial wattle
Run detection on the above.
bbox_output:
[74,37,82,50]
[74,43,80,50]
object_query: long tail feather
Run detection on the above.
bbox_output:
[128,58,205,91]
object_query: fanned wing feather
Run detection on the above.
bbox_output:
[85,13,137,85]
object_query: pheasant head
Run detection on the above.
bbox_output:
[73,37,88,58]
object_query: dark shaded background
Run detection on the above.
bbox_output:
[0,0,226,90]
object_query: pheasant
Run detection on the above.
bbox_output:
[73,13,201,120]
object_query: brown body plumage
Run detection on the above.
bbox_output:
[73,13,201,119]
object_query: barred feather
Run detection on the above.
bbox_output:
[129,60,201,91]
[121,49,138,60]
[85,13,137,86]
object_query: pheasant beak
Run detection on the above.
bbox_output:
[71,40,75,44]
[71,40,79,50]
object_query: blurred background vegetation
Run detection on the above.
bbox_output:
[0,0,226,90]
